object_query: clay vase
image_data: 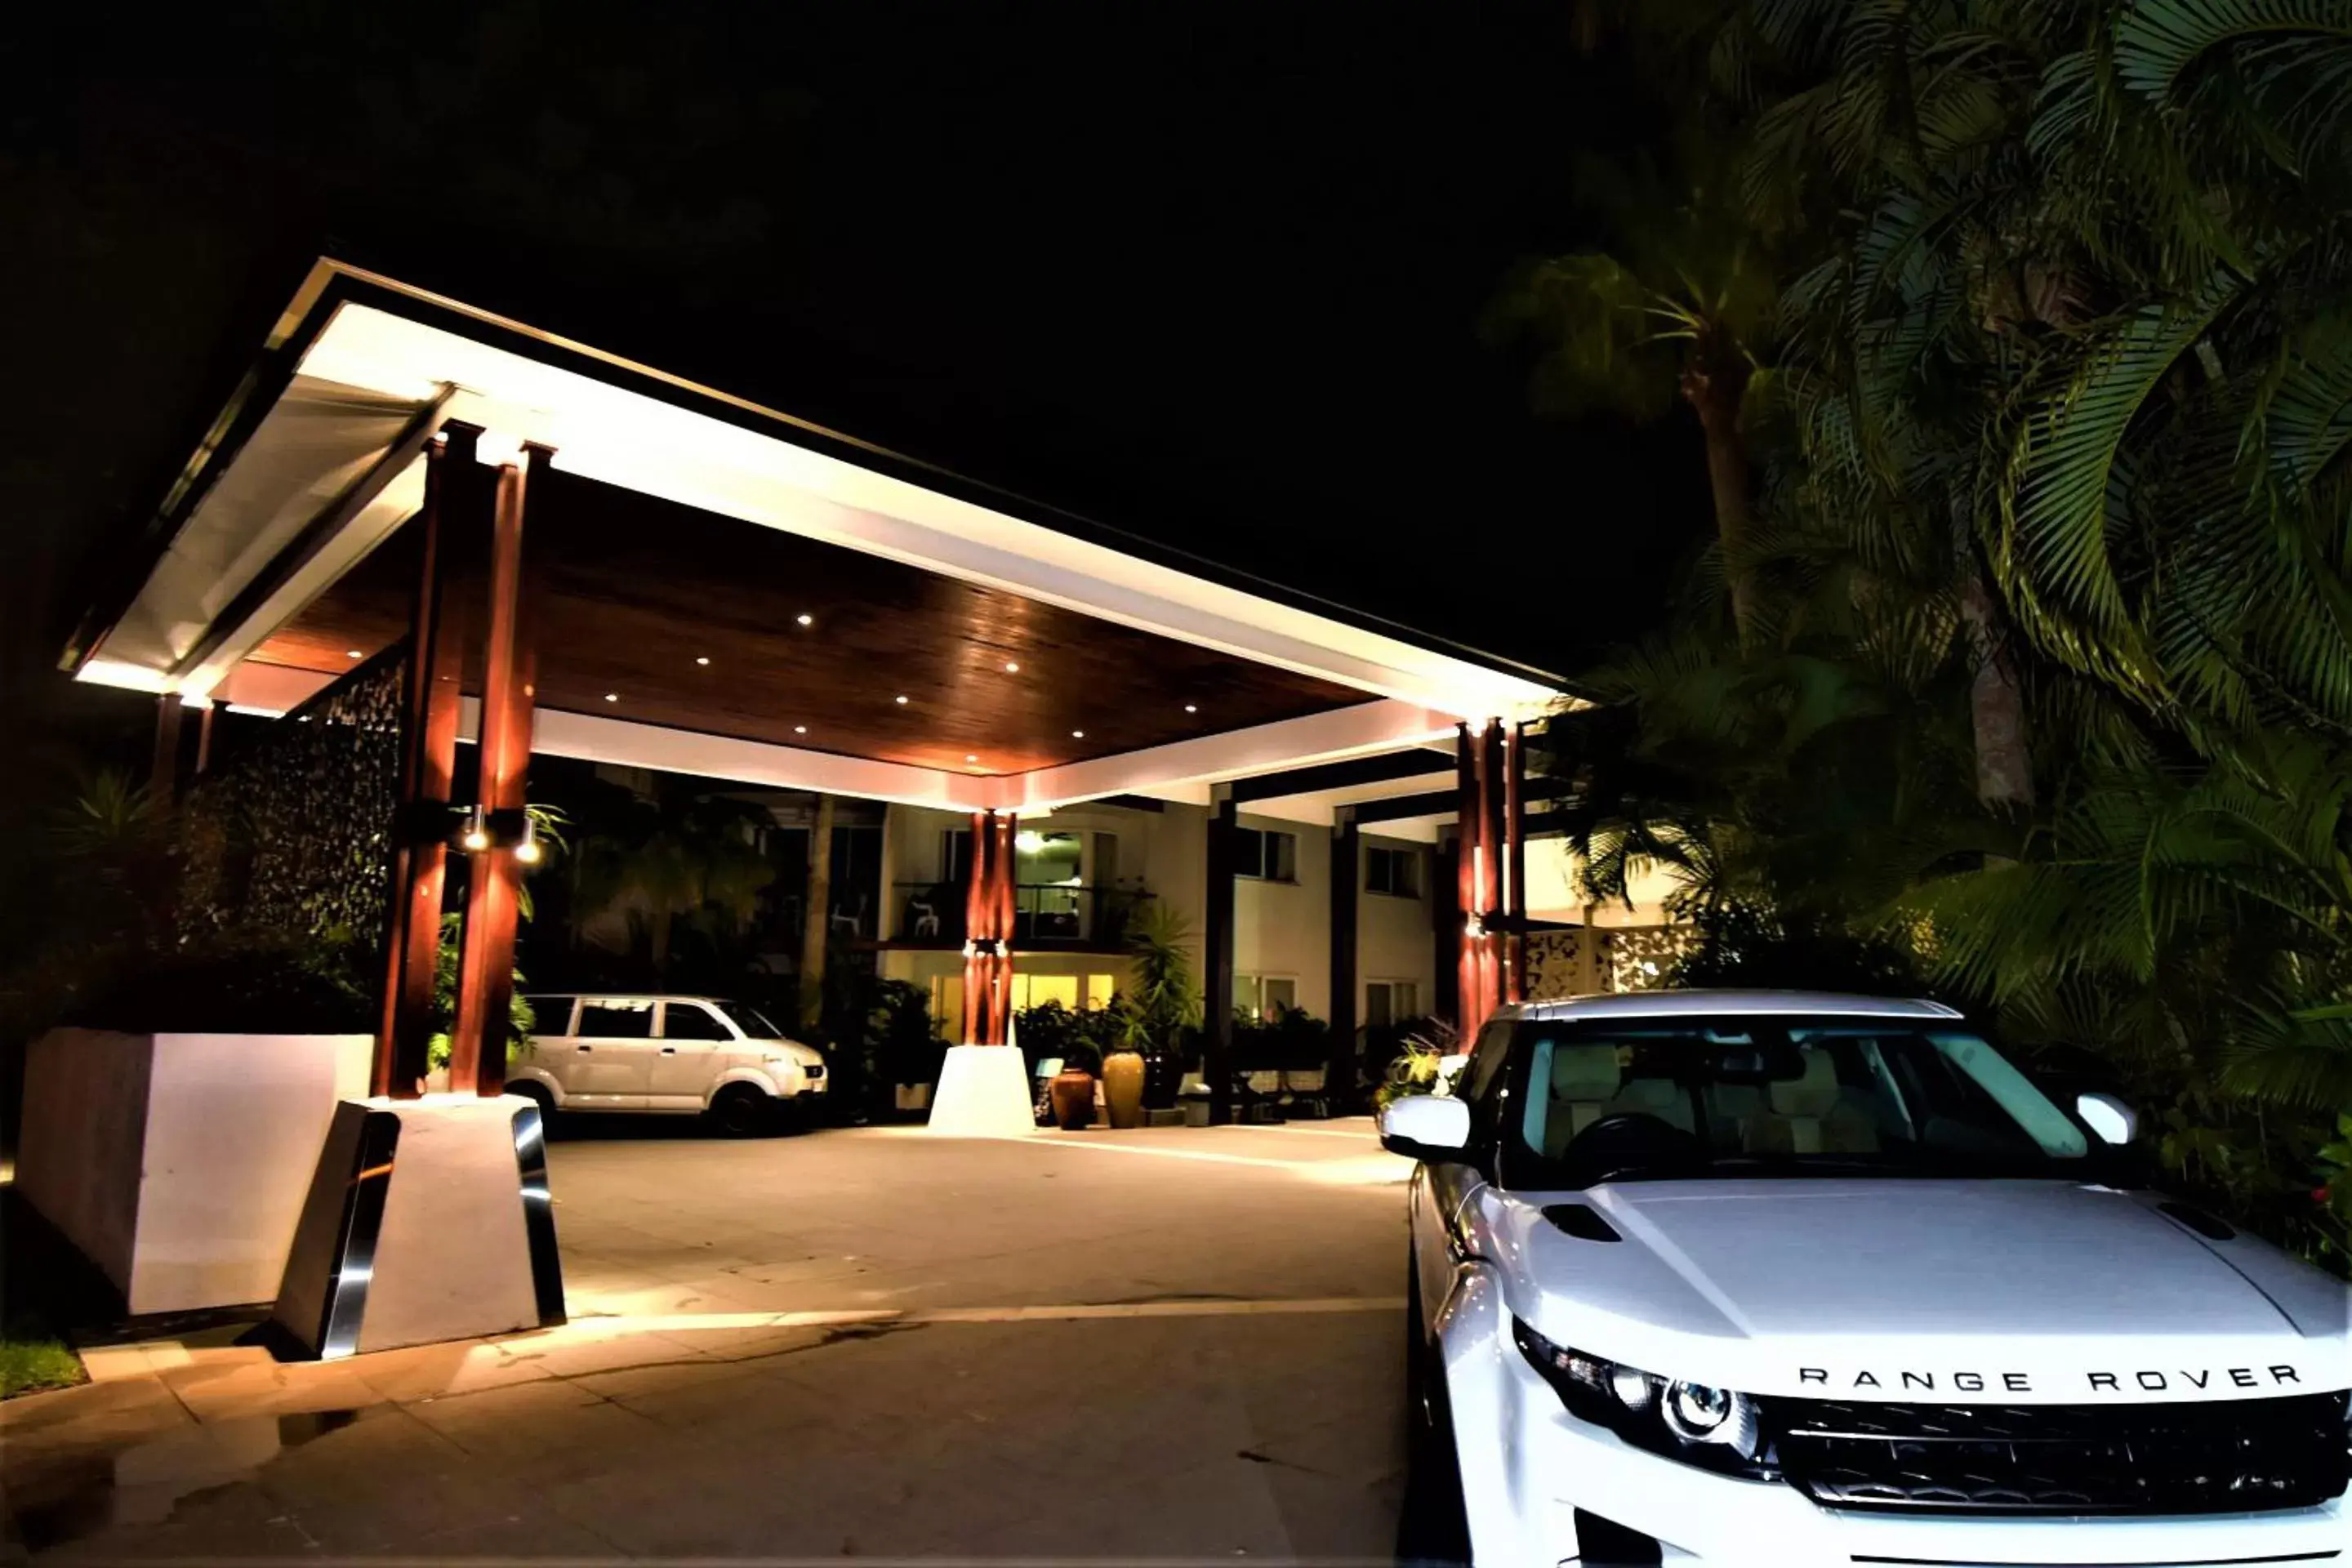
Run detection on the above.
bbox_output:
[1049,1067,1098,1131]
[1102,1049,1147,1129]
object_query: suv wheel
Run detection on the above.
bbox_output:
[710,1084,777,1138]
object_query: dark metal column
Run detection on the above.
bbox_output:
[1203,791,1238,1124]
[1328,808,1360,1110]
[149,695,185,809]
[448,443,550,1097]
[1505,720,1529,1004]
[376,429,472,1098]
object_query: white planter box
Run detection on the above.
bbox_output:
[18,1029,373,1315]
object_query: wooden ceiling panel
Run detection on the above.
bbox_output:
[246,470,1367,773]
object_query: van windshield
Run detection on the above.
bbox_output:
[1495,1018,2109,1189]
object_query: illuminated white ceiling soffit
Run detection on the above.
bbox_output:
[283,300,1552,721]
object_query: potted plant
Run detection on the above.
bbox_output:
[1121,902,1201,1114]
[871,979,945,1114]
[1047,1040,1102,1130]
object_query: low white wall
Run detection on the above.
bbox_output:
[18,1030,374,1314]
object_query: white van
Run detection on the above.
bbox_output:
[510,994,827,1134]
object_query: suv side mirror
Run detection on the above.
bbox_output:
[1381,1094,1472,1161]
[2076,1091,2140,1146]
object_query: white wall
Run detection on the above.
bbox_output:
[1358,831,1437,1021]
[1232,813,1330,1018]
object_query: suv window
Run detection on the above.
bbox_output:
[524,996,576,1035]
[1496,1016,2109,1190]
[577,1000,655,1038]
[661,1003,734,1041]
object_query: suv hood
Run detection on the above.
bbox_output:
[1490,1178,2350,1404]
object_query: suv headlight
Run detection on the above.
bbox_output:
[1512,1318,1773,1478]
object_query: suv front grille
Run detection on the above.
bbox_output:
[1770,1393,2349,1516]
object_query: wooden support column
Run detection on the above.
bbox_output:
[1454,722,1481,1043]
[376,430,473,1098]
[960,809,1018,1043]
[1431,835,1460,1030]
[194,702,216,777]
[1328,809,1360,1109]
[1203,792,1238,1124]
[448,443,550,1098]
[1455,717,1512,1042]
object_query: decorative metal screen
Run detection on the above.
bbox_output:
[178,645,409,953]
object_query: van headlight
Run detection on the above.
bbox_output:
[1512,1318,1772,1477]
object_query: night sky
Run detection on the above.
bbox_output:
[2,3,1708,745]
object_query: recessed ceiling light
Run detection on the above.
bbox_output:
[894,694,909,705]
[695,656,710,666]
[965,754,978,763]
[604,693,619,702]
[1183,703,1198,714]
[796,613,814,627]
[345,648,363,660]
[794,724,808,735]
[1004,661,1020,673]
[1071,729,1085,739]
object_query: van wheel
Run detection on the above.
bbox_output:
[710,1085,777,1138]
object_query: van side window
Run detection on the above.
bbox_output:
[661,1003,733,1041]
[525,996,576,1035]
[577,1000,654,1038]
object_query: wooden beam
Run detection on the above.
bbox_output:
[1348,788,1459,825]
[1227,747,1452,804]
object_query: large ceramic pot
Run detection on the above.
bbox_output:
[1048,1067,1098,1131]
[1101,1049,1147,1129]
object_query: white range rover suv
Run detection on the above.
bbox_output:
[509,994,827,1134]
[1383,990,2350,1567]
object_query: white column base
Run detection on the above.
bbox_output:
[926,1045,1036,1138]
[273,1094,564,1357]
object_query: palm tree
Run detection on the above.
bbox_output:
[573,784,777,978]
[1500,139,1783,639]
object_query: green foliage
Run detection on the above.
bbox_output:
[568,778,777,977]
[1545,0,2352,1272]
[870,978,945,1088]
[424,912,535,1073]
[1373,1021,1457,1112]
[1121,901,1200,1055]
[0,1331,82,1400]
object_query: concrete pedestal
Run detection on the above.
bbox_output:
[272,1095,565,1358]
[925,1045,1036,1138]
[16,1030,372,1313]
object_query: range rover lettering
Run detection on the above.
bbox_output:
[1385,990,2351,1566]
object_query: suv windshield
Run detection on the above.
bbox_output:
[712,1000,786,1039]
[1486,1016,2109,1189]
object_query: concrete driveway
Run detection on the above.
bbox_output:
[2,1120,1431,1562]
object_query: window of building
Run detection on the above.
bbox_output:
[1365,980,1419,1028]
[577,1000,655,1038]
[1009,972,1121,1012]
[660,1002,734,1041]
[1236,973,1298,1020]
[1365,845,1420,898]
[1234,826,1298,883]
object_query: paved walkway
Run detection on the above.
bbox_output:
[2,1120,1420,1563]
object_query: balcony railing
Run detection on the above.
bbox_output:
[890,882,1152,948]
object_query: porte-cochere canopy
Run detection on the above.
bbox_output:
[65,259,1560,1119]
